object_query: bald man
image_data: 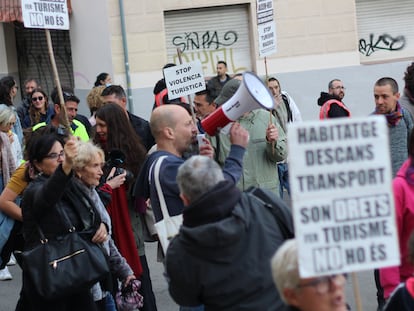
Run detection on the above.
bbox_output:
[134,104,248,228]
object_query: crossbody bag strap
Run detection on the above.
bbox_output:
[150,155,170,221]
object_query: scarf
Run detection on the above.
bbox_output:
[379,102,403,127]
[0,132,16,186]
[106,184,143,277]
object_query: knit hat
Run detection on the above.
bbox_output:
[214,79,241,106]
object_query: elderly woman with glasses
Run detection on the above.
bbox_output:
[21,135,109,310]
[271,239,348,311]
[0,104,21,281]
[21,88,53,129]
[0,76,24,145]
[72,140,136,310]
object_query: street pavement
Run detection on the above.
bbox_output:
[0,241,379,311]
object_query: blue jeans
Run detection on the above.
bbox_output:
[180,306,204,311]
[277,163,290,198]
[105,292,117,311]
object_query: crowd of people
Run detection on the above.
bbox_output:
[0,60,413,311]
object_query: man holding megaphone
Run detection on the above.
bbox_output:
[206,74,287,196]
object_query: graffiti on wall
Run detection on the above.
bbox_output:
[172,48,248,75]
[359,33,406,56]
[170,30,247,75]
[172,30,238,52]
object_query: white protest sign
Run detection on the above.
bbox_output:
[21,0,69,30]
[163,60,206,100]
[287,116,400,278]
[257,0,277,57]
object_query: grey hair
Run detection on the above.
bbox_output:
[270,239,301,303]
[177,155,224,203]
[0,104,15,126]
[72,140,105,173]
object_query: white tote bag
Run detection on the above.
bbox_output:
[151,156,183,253]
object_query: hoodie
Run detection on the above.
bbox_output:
[317,92,350,118]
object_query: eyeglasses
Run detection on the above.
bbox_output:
[31,96,44,102]
[296,274,346,294]
[45,150,65,160]
[331,86,346,90]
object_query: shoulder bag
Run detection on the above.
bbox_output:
[21,206,110,300]
[150,155,183,253]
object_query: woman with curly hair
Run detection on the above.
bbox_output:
[86,85,106,127]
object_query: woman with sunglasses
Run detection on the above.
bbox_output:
[271,239,348,311]
[21,88,53,129]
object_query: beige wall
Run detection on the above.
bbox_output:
[107,0,360,88]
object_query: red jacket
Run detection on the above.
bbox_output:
[380,159,414,298]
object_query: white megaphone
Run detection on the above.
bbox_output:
[201,71,274,136]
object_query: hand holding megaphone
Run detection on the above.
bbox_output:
[201,72,274,136]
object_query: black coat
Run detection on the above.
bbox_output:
[166,181,286,311]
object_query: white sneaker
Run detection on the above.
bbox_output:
[7,254,16,266]
[0,266,12,281]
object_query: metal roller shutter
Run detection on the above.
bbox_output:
[356,0,414,62]
[164,4,252,77]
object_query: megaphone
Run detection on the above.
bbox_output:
[201,71,274,136]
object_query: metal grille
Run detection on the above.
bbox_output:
[14,22,74,96]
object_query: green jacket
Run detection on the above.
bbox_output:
[210,109,287,196]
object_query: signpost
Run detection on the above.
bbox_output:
[21,0,70,128]
[288,116,400,278]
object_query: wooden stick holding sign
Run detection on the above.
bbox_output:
[45,29,70,130]
[351,273,363,311]
[21,0,71,130]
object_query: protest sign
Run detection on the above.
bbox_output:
[257,0,277,57]
[163,60,206,100]
[288,116,400,277]
[21,0,69,30]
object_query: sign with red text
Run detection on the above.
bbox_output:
[287,116,399,277]
[257,0,277,57]
[163,60,206,100]
[21,0,69,30]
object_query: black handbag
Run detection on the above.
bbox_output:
[22,207,110,300]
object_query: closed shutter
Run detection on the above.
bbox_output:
[356,0,414,62]
[164,4,252,77]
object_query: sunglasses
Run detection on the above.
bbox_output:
[32,96,44,102]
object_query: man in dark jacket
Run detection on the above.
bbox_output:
[166,155,289,311]
[207,61,232,100]
[317,79,351,119]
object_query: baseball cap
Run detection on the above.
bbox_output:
[214,79,241,106]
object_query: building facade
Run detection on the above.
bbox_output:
[0,0,413,120]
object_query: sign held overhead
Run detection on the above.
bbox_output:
[163,60,206,100]
[287,116,400,278]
